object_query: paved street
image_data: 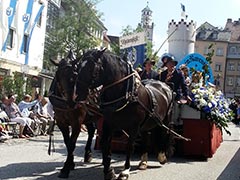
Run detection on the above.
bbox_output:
[0,123,240,180]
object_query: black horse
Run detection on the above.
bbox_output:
[75,49,174,180]
[49,51,98,178]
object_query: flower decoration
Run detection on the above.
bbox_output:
[190,83,233,135]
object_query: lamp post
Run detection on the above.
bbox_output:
[21,64,29,94]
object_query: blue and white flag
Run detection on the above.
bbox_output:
[24,4,45,65]
[1,0,17,52]
[20,0,34,54]
[180,3,187,19]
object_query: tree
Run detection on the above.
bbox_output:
[0,72,32,103]
[44,0,103,60]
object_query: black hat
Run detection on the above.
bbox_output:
[143,58,155,67]
[161,54,178,66]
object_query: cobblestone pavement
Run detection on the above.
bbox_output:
[0,123,240,180]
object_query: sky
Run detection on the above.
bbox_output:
[96,0,240,56]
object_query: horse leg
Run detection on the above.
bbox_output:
[154,126,168,165]
[138,131,151,170]
[84,121,95,163]
[118,130,138,180]
[58,125,80,178]
[101,120,116,180]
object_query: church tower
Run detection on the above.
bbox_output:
[140,2,154,42]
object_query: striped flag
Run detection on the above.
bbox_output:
[1,0,17,52]
[24,4,45,65]
[180,3,187,19]
[20,0,34,54]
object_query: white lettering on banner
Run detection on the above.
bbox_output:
[119,32,146,49]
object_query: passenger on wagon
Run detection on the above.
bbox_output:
[138,58,159,80]
[159,55,190,102]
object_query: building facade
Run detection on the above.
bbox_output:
[195,20,240,97]
[0,0,48,75]
[195,22,231,92]
[0,0,48,93]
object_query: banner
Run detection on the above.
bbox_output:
[1,0,17,51]
[119,32,146,49]
[24,4,45,65]
[177,53,214,83]
[20,0,34,54]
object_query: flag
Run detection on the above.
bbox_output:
[180,3,186,18]
[1,0,17,52]
[20,0,34,54]
[24,4,45,65]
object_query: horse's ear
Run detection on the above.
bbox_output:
[67,49,76,61]
[96,48,107,58]
[50,58,59,66]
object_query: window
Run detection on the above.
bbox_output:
[23,34,29,53]
[216,47,223,56]
[236,77,240,87]
[238,63,240,71]
[230,46,237,54]
[227,62,235,71]
[37,12,42,27]
[215,63,222,72]
[227,77,234,86]
[6,29,14,48]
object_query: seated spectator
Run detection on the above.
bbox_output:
[34,97,54,135]
[18,94,40,118]
[3,95,34,138]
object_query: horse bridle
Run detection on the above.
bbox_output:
[57,65,76,99]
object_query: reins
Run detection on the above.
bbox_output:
[99,72,137,93]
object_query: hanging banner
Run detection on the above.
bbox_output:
[119,32,146,49]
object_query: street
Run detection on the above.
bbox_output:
[0,123,240,180]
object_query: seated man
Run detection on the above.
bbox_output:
[3,95,34,138]
[18,94,40,118]
[33,97,54,135]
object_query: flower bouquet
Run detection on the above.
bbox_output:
[190,82,233,135]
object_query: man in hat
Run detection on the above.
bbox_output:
[160,55,189,101]
[139,58,159,80]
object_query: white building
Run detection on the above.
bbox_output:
[0,0,48,77]
[168,19,196,62]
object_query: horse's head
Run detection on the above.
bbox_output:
[50,50,79,107]
[75,49,106,102]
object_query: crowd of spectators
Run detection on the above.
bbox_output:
[0,93,54,142]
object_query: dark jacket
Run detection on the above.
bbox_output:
[139,69,159,80]
[160,69,188,100]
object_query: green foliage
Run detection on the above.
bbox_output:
[44,0,103,60]
[121,25,134,36]
[0,72,32,103]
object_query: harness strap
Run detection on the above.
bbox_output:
[136,91,191,142]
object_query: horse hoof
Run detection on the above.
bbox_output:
[158,152,167,165]
[58,171,69,178]
[138,161,147,170]
[104,169,117,180]
[84,152,93,163]
[117,169,130,180]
